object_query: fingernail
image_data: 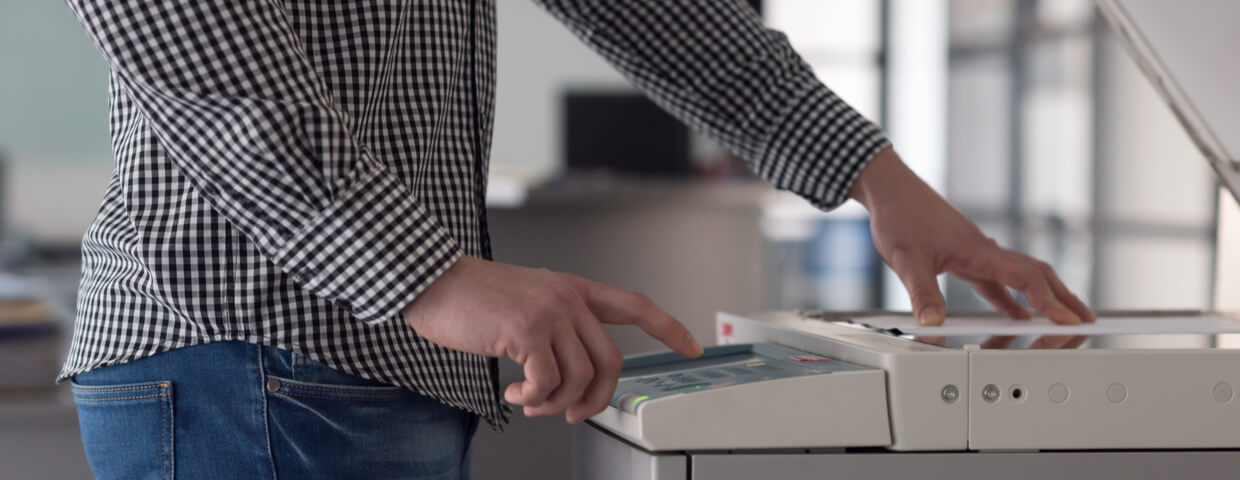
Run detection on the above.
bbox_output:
[918,306,945,326]
[690,338,704,358]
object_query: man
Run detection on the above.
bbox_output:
[60,1,1094,479]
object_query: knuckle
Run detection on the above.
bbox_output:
[968,254,999,280]
[628,292,655,312]
[589,398,610,417]
[888,246,916,268]
[911,279,937,294]
[1024,265,1047,284]
[1028,294,1055,311]
[603,349,624,373]
[577,362,596,383]
[957,238,999,263]
[533,364,561,390]
[540,374,561,393]
[908,280,941,299]
[515,312,551,339]
[529,289,575,321]
[508,335,536,356]
[549,280,576,303]
[525,294,557,319]
[592,355,621,380]
[984,257,1005,279]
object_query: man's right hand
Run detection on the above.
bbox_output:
[400,256,703,423]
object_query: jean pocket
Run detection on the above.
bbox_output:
[72,380,174,480]
[265,374,408,401]
[272,352,405,401]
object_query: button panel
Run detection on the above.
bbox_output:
[609,344,872,412]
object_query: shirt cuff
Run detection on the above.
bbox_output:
[270,166,464,324]
[756,72,892,210]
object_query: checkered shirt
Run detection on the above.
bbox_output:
[59,0,890,429]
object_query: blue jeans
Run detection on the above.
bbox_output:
[72,341,477,479]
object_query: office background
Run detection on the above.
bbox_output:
[0,0,1223,479]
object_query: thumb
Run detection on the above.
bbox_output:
[890,250,946,326]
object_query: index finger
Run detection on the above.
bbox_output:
[559,274,703,358]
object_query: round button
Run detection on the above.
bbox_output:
[265,378,283,393]
[1214,382,1234,403]
[1049,383,1070,404]
[1107,383,1127,404]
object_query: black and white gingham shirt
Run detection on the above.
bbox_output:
[60,0,889,428]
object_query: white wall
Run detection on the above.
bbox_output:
[0,1,110,163]
[1094,31,1216,309]
[0,1,113,244]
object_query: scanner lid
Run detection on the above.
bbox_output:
[1097,0,1240,203]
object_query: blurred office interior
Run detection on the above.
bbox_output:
[0,0,1228,479]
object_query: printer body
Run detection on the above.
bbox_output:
[573,311,1240,479]
[575,0,1240,477]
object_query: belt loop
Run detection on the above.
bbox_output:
[255,343,297,379]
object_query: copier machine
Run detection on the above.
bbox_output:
[573,1,1240,478]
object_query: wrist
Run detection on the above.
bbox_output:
[848,146,905,210]
[401,255,481,327]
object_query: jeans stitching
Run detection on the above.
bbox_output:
[74,393,169,402]
[277,391,405,402]
[73,383,170,393]
[161,391,169,480]
[258,345,280,480]
[277,382,402,395]
[168,388,176,480]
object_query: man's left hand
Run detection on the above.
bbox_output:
[849,147,1095,349]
